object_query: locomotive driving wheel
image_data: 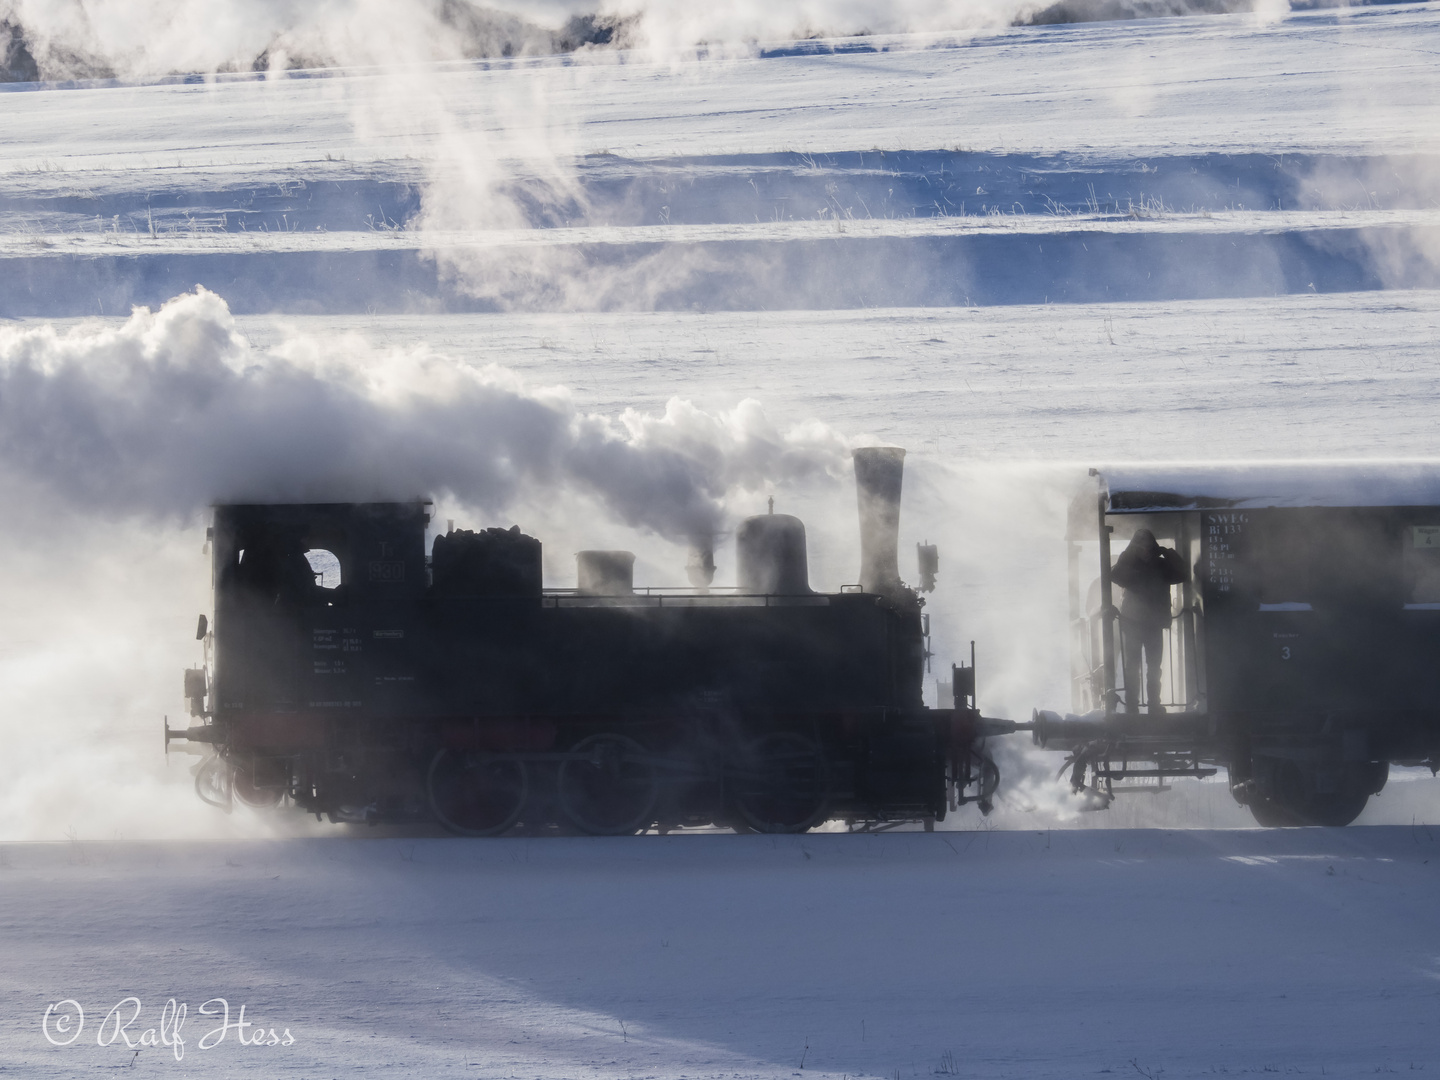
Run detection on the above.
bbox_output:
[427,749,529,837]
[732,731,831,834]
[557,733,659,835]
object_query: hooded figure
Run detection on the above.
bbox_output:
[1110,528,1187,713]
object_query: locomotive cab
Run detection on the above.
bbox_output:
[209,501,430,723]
[1036,464,1440,826]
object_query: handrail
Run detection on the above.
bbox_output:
[540,593,834,609]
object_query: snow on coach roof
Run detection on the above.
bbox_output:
[1096,462,1440,513]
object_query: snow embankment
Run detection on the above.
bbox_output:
[2,5,1438,314]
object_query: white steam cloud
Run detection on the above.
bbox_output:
[0,288,851,546]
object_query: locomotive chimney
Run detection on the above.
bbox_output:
[686,544,716,591]
[853,446,906,594]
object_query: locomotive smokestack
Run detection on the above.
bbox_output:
[853,446,905,594]
[686,544,716,591]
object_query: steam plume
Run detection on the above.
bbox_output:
[0,288,850,546]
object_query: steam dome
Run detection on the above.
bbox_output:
[576,550,635,595]
[736,514,811,594]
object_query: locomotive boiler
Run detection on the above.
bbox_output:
[168,447,1013,834]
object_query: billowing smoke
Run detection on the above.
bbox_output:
[0,287,851,548]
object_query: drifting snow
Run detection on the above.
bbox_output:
[2,4,1438,312]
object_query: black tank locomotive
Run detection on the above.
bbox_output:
[170,448,1007,834]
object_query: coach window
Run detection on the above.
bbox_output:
[1404,523,1440,607]
[1251,517,1313,609]
[1309,512,1404,611]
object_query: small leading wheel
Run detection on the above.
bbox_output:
[233,756,285,809]
[193,754,233,810]
[732,731,830,834]
[557,734,659,836]
[427,749,529,837]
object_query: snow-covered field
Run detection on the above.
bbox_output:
[8,828,1440,1079]
[3,2,1440,1075]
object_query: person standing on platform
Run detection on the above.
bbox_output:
[1111,528,1187,714]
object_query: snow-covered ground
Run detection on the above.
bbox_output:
[3,4,1440,1075]
[7,828,1440,1078]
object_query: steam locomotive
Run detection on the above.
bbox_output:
[167,448,1013,834]
[1036,464,1440,827]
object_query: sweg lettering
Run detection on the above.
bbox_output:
[42,997,294,1059]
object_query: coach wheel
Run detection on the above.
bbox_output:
[427,749,529,837]
[1247,759,1370,828]
[1300,791,1370,827]
[1247,796,1299,828]
[558,734,659,836]
[732,732,831,834]
[1251,791,1369,828]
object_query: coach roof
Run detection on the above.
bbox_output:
[1094,462,1440,513]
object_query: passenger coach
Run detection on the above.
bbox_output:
[1035,464,1440,826]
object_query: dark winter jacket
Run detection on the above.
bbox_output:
[1111,534,1187,628]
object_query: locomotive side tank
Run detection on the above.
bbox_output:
[1035,464,1440,826]
[172,448,1010,834]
